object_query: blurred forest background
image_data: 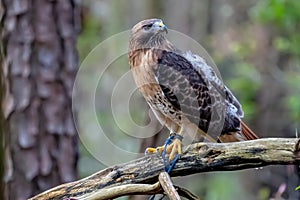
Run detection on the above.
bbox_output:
[1,0,300,199]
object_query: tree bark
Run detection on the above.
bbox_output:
[1,0,80,199]
[29,138,300,200]
[0,1,6,196]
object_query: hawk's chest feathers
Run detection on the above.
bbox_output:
[130,49,162,98]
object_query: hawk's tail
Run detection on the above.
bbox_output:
[240,120,259,140]
[217,120,259,142]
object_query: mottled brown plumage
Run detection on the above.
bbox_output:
[128,19,258,159]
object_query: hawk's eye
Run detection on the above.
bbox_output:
[142,24,153,30]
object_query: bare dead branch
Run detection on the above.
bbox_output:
[80,182,161,200]
[159,172,180,200]
[29,138,300,200]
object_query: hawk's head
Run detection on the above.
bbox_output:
[129,18,169,51]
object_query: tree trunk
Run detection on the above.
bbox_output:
[0,3,6,196]
[1,0,80,199]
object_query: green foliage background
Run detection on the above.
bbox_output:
[252,0,300,123]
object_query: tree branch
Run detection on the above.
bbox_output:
[29,138,300,200]
[158,172,181,200]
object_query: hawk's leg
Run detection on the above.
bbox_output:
[162,133,183,173]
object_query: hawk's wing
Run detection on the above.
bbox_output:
[154,50,242,136]
[182,51,244,117]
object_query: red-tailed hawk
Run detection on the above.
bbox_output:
[128,18,258,160]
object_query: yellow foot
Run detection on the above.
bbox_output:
[145,133,183,162]
[169,138,182,160]
[145,139,182,161]
[145,144,173,155]
[145,146,163,155]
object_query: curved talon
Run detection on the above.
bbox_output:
[145,146,165,156]
[145,147,157,155]
[156,146,164,156]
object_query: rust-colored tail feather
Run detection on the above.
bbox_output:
[240,120,259,140]
[217,121,259,143]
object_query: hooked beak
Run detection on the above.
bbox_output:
[153,20,168,34]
